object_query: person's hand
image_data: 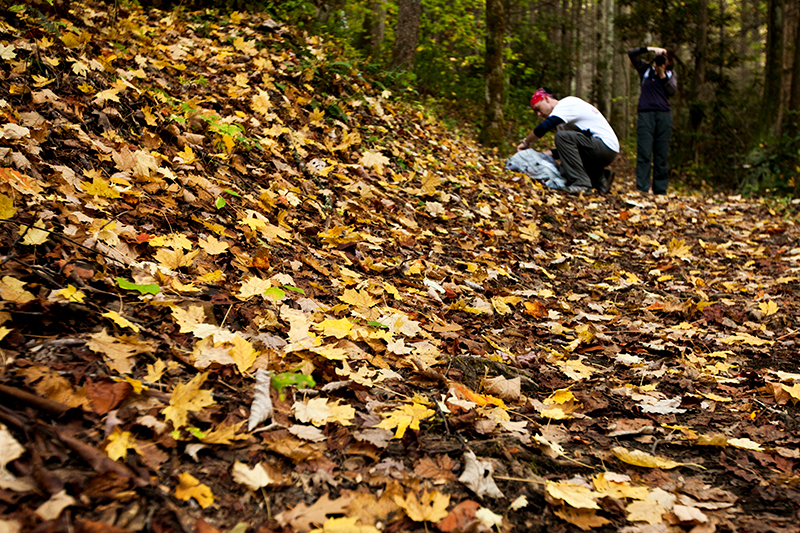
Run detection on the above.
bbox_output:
[654,63,666,78]
[516,140,528,152]
[543,149,552,157]
[649,47,667,55]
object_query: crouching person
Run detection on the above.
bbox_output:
[517,88,619,194]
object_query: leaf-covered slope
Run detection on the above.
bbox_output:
[2,3,800,533]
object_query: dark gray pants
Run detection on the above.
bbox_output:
[554,130,618,189]
[636,111,672,194]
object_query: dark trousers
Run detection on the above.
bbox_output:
[554,130,618,189]
[636,111,672,194]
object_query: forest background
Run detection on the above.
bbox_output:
[139,0,800,197]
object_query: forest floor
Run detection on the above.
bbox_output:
[2,3,800,533]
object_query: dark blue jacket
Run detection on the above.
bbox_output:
[628,47,677,112]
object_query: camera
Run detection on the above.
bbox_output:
[654,54,666,66]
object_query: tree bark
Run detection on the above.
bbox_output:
[480,0,506,147]
[610,0,627,138]
[391,0,421,70]
[761,0,785,137]
[573,0,583,96]
[789,0,800,195]
[357,0,387,58]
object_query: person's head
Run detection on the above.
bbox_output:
[654,50,676,70]
[530,87,558,118]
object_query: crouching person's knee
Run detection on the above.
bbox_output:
[553,130,574,148]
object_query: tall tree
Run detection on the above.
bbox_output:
[391,0,421,69]
[761,0,784,136]
[690,0,709,133]
[572,0,583,97]
[480,0,506,146]
[357,0,387,58]
[789,0,800,195]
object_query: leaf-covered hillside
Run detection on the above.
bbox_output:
[2,3,800,533]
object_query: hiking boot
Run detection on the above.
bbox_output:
[600,169,615,194]
[565,185,592,195]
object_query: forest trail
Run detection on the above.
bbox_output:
[1,3,799,532]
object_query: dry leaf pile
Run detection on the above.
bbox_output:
[1,3,800,532]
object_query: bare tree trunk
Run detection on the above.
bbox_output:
[480,0,506,147]
[391,0,421,70]
[601,0,614,115]
[789,0,800,195]
[560,0,571,92]
[573,0,583,96]
[761,0,785,136]
[357,0,386,57]
[610,0,626,138]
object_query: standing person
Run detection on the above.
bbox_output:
[628,46,677,195]
[517,88,619,194]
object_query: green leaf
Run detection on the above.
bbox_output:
[215,197,226,209]
[187,427,205,439]
[264,286,285,301]
[115,278,160,295]
[224,188,241,197]
[368,320,389,329]
[9,5,26,12]
[272,372,316,397]
[283,285,305,294]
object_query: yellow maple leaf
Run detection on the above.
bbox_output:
[553,507,611,529]
[31,74,54,88]
[611,446,684,470]
[87,329,152,374]
[339,288,378,308]
[154,248,199,270]
[237,277,274,300]
[174,144,196,164]
[546,481,600,509]
[666,238,692,258]
[519,222,540,241]
[162,373,215,430]
[94,87,121,104]
[311,345,348,361]
[252,89,271,115]
[360,151,390,176]
[171,305,207,333]
[293,398,355,427]
[229,335,258,373]
[200,421,249,445]
[146,359,166,383]
[0,327,11,342]
[21,219,49,246]
[626,499,666,525]
[781,383,800,403]
[316,318,354,339]
[233,36,257,55]
[105,427,141,461]
[759,300,779,317]
[149,233,193,250]
[102,311,140,332]
[376,402,435,439]
[719,333,774,346]
[82,176,121,198]
[394,490,450,523]
[0,193,15,219]
[308,108,325,126]
[0,276,35,304]
[55,285,85,303]
[592,473,649,500]
[309,517,380,533]
[174,472,214,508]
[198,235,229,255]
